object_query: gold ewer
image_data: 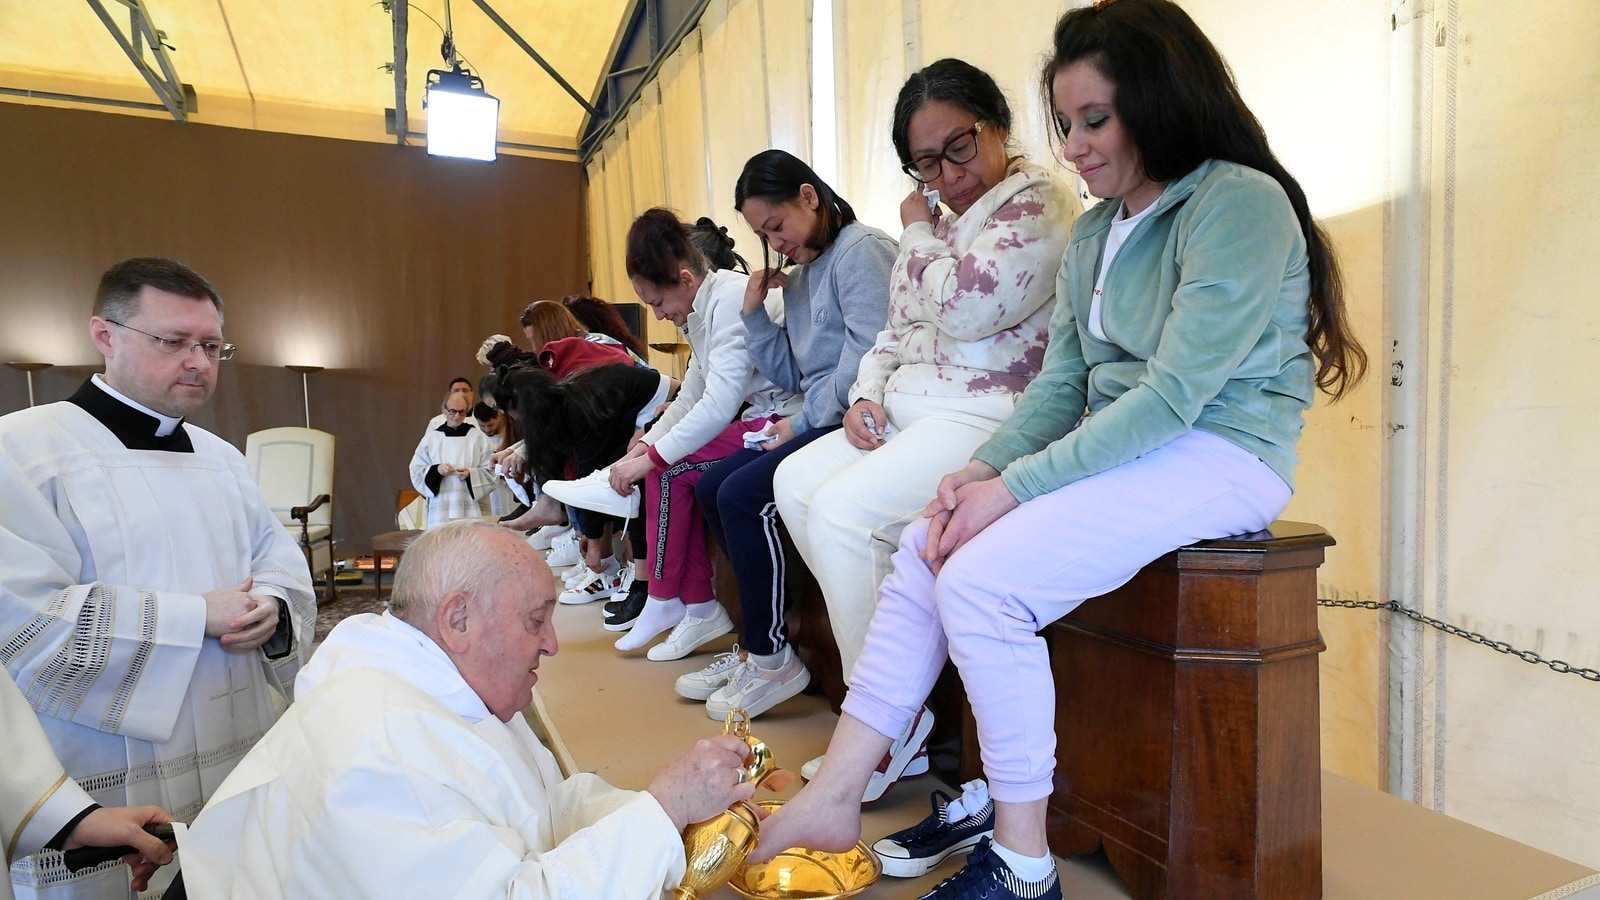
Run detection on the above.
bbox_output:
[673,708,793,900]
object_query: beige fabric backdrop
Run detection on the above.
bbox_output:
[1393,0,1600,867]
[580,0,1600,867]
[587,0,812,365]
[832,0,911,237]
[660,46,713,221]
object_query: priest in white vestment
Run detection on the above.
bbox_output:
[410,393,496,526]
[425,376,480,431]
[0,259,316,900]
[182,520,758,899]
[1,671,177,900]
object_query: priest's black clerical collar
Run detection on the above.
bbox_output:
[435,422,474,437]
[67,378,195,453]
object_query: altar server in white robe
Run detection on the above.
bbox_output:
[0,258,316,900]
[2,670,177,900]
[410,392,496,525]
[183,519,758,899]
[473,402,521,517]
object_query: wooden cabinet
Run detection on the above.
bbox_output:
[725,519,1332,899]
[1040,521,1332,899]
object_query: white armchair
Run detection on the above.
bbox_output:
[246,427,337,605]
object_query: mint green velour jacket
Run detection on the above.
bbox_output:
[973,159,1314,501]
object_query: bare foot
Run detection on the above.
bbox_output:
[749,781,861,864]
[498,494,564,531]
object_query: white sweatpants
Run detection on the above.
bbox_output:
[772,390,1015,681]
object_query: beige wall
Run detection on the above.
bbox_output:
[0,101,589,550]
[585,0,815,369]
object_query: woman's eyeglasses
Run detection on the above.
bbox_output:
[902,122,985,183]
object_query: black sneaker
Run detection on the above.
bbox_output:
[604,582,646,616]
[603,583,647,631]
[873,786,995,877]
[915,838,1059,900]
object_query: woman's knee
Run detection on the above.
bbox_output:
[694,465,726,506]
[771,456,810,523]
[929,545,1021,637]
[721,463,776,515]
[898,516,932,557]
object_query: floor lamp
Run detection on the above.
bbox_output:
[648,342,690,379]
[6,361,53,407]
[284,365,323,428]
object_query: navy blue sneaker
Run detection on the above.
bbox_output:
[873,787,995,877]
[915,838,1060,900]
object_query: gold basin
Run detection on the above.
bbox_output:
[726,801,882,900]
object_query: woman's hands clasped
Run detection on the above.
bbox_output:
[920,460,1017,574]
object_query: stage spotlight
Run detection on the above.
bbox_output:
[425,67,499,162]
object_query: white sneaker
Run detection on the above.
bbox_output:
[864,706,936,802]
[541,468,641,519]
[559,560,627,605]
[646,605,734,661]
[799,706,935,791]
[675,645,745,700]
[705,645,811,719]
[546,530,582,567]
[562,560,594,588]
[526,522,572,551]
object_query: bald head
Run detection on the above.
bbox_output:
[390,521,559,720]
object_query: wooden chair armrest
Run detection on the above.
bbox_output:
[290,494,332,524]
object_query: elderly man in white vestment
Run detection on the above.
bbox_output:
[182,519,758,899]
[1,670,177,900]
[0,258,316,899]
[410,392,497,525]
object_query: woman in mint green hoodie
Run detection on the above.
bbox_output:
[755,2,1367,898]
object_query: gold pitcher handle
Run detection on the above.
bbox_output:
[722,707,752,739]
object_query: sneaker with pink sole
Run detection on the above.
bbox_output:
[704,644,810,719]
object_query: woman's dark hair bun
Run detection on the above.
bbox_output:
[689,216,748,274]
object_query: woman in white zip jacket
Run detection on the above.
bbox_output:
[602,209,802,662]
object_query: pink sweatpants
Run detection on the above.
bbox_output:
[840,430,1292,804]
[645,417,776,602]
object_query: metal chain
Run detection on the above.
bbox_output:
[1318,599,1600,683]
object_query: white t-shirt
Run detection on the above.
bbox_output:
[1088,195,1162,342]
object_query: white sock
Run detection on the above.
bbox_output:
[945,779,990,821]
[991,841,1054,883]
[749,647,787,670]
[613,597,685,650]
[683,600,721,620]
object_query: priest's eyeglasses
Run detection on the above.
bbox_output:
[902,122,986,183]
[106,319,238,361]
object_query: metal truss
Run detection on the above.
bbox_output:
[84,0,194,121]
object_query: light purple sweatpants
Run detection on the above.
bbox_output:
[840,430,1293,804]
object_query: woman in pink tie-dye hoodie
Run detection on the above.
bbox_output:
[772,58,1081,799]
